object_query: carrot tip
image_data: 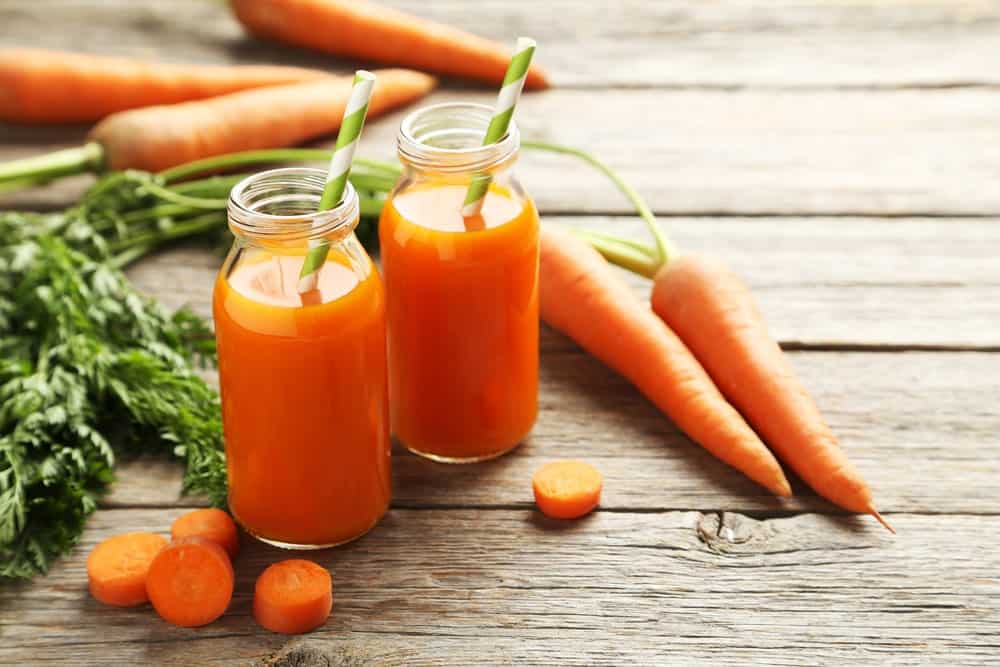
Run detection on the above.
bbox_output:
[869,508,896,534]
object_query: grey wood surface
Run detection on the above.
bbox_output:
[8,87,1000,217]
[1,1,998,666]
[2,509,997,666]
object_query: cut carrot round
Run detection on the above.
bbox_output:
[253,559,333,634]
[171,508,240,559]
[146,537,234,627]
[532,460,603,519]
[87,532,168,607]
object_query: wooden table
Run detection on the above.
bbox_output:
[2,2,999,665]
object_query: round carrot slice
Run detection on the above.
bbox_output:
[146,537,234,627]
[171,508,240,559]
[532,460,603,519]
[87,532,168,607]
[253,559,332,634]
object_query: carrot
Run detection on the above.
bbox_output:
[230,0,549,90]
[651,254,893,531]
[146,537,234,627]
[0,69,435,185]
[90,69,435,172]
[532,460,603,519]
[253,559,333,635]
[539,226,791,498]
[171,508,240,559]
[524,142,891,531]
[86,532,168,607]
[0,48,329,124]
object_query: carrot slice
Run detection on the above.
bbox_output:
[87,532,168,607]
[171,508,240,559]
[146,537,234,627]
[253,559,333,634]
[532,461,603,519]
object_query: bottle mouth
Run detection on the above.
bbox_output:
[398,102,519,173]
[227,167,359,241]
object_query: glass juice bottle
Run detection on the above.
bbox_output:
[379,103,540,462]
[214,168,390,548]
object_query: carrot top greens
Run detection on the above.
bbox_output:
[0,150,406,579]
[0,220,225,577]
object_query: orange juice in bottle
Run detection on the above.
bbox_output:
[380,103,540,462]
[214,168,389,548]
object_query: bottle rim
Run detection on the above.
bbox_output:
[227,167,359,241]
[397,102,519,173]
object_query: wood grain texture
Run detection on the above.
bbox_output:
[6,86,1000,217]
[103,346,1000,516]
[2,0,999,89]
[2,2,999,665]
[1,509,997,666]
[119,216,1000,349]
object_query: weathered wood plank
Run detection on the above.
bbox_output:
[3,0,999,90]
[120,217,1000,349]
[7,87,1000,217]
[1,509,997,665]
[104,345,1000,515]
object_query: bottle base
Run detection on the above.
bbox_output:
[401,438,523,464]
[232,506,386,550]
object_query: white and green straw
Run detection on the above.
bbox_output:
[461,36,536,218]
[297,70,376,294]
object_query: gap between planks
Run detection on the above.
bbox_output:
[99,500,1000,520]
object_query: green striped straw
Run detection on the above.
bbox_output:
[461,37,536,218]
[297,70,376,294]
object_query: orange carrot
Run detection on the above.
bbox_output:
[146,537,234,627]
[86,532,168,607]
[253,559,333,635]
[532,460,603,519]
[651,254,892,531]
[0,68,435,186]
[171,508,240,559]
[539,226,791,498]
[230,0,549,90]
[89,68,435,172]
[0,48,329,124]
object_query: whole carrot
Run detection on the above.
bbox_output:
[0,69,435,183]
[230,0,550,90]
[651,255,893,531]
[528,143,891,531]
[540,226,792,498]
[0,48,329,124]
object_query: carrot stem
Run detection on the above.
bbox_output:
[110,244,154,270]
[170,174,252,197]
[109,211,227,252]
[568,228,660,280]
[125,174,228,209]
[157,148,401,184]
[0,141,104,187]
[522,140,677,268]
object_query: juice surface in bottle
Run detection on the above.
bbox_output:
[214,169,390,548]
[380,102,540,462]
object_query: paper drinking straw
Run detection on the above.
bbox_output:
[297,70,376,294]
[461,37,536,218]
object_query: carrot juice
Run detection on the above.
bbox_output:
[380,103,540,462]
[214,169,389,548]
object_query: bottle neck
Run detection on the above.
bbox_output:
[396,102,520,177]
[227,167,360,247]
